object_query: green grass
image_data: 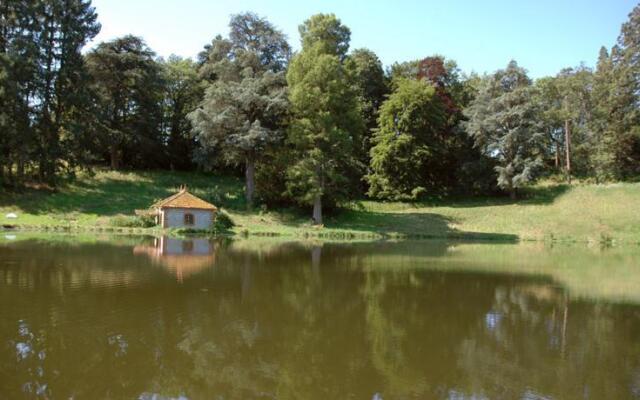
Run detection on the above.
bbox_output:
[1,170,640,243]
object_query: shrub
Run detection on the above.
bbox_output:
[213,210,235,232]
[110,214,156,228]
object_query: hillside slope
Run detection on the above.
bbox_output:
[1,171,639,243]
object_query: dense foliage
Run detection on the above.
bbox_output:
[3,2,640,221]
[465,61,545,199]
[86,35,165,169]
[286,13,364,223]
[0,0,100,183]
[367,79,447,200]
[189,12,290,207]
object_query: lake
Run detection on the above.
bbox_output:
[1,235,640,399]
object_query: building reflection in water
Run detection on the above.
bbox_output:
[133,236,216,282]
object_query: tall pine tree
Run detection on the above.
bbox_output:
[590,47,618,181]
[606,5,640,178]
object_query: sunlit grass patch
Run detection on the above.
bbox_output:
[1,171,640,243]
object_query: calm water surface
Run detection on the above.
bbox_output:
[1,236,640,399]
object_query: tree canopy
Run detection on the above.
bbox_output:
[367,78,447,200]
[286,13,364,224]
[3,1,640,214]
[86,35,164,170]
[0,0,100,183]
[465,61,545,198]
[190,12,290,207]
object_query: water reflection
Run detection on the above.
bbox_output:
[133,237,216,282]
[0,238,639,399]
[11,320,49,398]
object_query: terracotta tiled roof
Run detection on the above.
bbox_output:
[153,190,217,211]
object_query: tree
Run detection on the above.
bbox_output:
[589,5,640,180]
[0,0,100,184]
[614,5,640,177]
[464,61,545,199]
[347,48,388,160]
[384,56,496,195]
[557,67,593,181]
[451,72,500,195]
[86,35,164,170]
[416,56,485,192]
[366,78,447,200]
[228,12,291,71]
[536,66,594,180]
[190,13,290,207]
[0,1,24,185]
[417,56,460,116]
[298,13,351,60]
[160,56,203,170]
[286,13,364,224]
[387,59,420,84]
[535,76,565,172]
[589,47,618,181]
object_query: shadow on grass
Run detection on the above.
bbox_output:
[328,209,518,242]
[357,184,572,210]
[0,170,246,216]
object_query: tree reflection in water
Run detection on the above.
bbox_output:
[0,239,639,399]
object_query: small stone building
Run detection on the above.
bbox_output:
[152,188,217,229]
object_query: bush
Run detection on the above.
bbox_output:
[110,214,156,228]
[138,214,157,228]
[213,210,235,232]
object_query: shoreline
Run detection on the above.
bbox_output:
[1,223,635,246]
[2,171,639,246]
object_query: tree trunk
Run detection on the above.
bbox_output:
[6,163,13,186]
[38,159,46,182]
[509,186,517,200]
[565,119,572,184]
[312,195,322,225]
[555,141,561,170]
[17,158,24,181]
[245,157,255,209]
[110,145,119,170]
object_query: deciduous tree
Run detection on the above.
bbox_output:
[347,48,388,160]
[366,79,447,200]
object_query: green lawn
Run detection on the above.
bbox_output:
[1,170,639,243]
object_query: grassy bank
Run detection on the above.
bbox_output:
[1,170,639,243]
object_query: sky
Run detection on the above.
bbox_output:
[88,0,637,78]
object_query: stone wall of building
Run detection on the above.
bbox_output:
[162,208,213,230]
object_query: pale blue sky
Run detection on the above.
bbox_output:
[88,0,637,78]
